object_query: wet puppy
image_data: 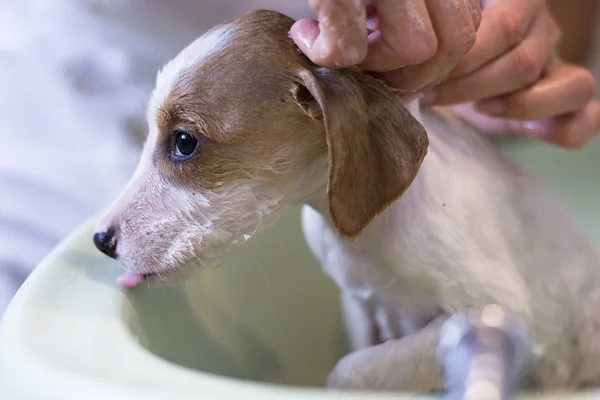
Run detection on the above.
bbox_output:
[94,10,600,393]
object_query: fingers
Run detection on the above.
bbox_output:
[425,9,560,105]
[449,98,600,149]
[448,102,540,136]
[542,101,600,149]
[451,0,544,78]
[291,0,481,94]
[377,0,481,92]
[476,63,597,120]
[359,0,436,73]
[290,0,368,68]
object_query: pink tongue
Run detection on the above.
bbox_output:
[117,271,144,288]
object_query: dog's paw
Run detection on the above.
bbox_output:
[326,353,373,390]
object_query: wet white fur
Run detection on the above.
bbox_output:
[302,104,600,389]
[150,24,234,118]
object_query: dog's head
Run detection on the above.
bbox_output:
[93,10,428,286]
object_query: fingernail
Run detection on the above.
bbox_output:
[521,119,554,137]
[420,91,437,106]
[295,30,315,50]
[289,19,320,51]
[366,15,378,32]
[476,98,506,116]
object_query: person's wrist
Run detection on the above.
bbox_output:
[548,0,598,64]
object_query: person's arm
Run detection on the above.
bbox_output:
[549,0,598,64]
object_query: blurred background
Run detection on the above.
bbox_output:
[0,0,598,319]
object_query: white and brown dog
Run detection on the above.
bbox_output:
[93,10,600,393]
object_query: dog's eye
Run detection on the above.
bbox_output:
[172,130,198,161]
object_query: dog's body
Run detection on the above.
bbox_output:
[94,10,600,392]
[303,105,600,390]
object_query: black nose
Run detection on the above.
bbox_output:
[93,228,118,259]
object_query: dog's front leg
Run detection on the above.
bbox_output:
[327,315,447,392]
[340,291,379,351]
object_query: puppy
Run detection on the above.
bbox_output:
[93,10,600,393]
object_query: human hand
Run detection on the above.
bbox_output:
[447,63,600,148]
[420,0,600,148]
[289,0,482,92]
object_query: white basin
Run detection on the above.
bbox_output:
[1,137,599,399]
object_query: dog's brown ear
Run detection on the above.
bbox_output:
[294,68,428,239]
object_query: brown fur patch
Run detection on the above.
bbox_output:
[297,67,428,238]
[153,11,326,193]
[153,9,428,238]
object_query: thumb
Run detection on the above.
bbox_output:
[290,16,367,68]
[290,19,320,57]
